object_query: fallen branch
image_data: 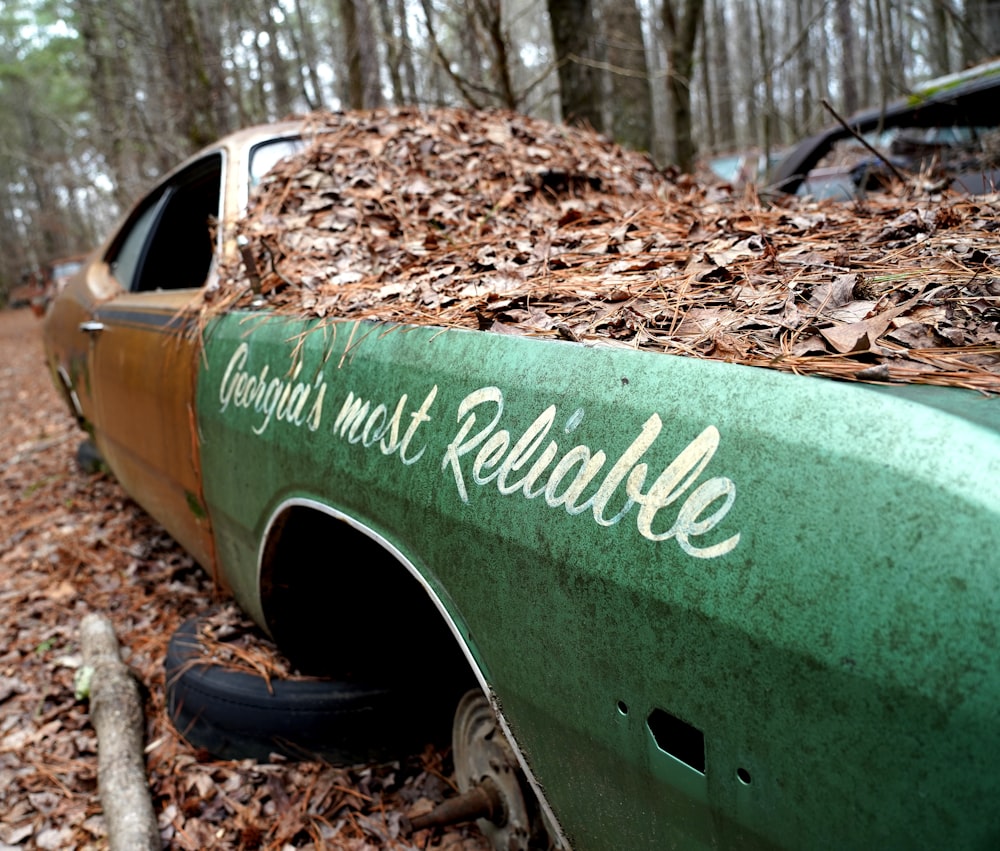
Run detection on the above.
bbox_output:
[820,97,911,185]
[80,613,161,851]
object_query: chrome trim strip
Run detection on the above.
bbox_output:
[56,365,83,420]
[92,306,191,332]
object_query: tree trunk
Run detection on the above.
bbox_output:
[193,0,238,134]
[461,0,488,97]
[736,2,756,151]
[794,0,813,138]
[375,0,405,103]
[710,0,736,150]
[661,0,705,172]
[76,0,138,205]
[260,4,296,115]
[358,0,384,107]
[286,0,325,109]
[861,0,874,107]
[605,0,653,151]
[963,0,1000,63]
[547,0,604,129]
[698,6,715,154]
[925,0,951,75]
[753,0,774,162]
[418,0,483,106]
[394,0,419,102]
[874,0,892,118]
[834,0,860,114]
[340,0,383,109]
[476,0,518,108]
[341,0,364,108]
[244,1,271,123]
[160,0,220,148]
[887,0,907,90]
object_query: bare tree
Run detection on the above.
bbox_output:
[340,0,383,109]
[834,0,860,114]
[753,0,774,159]
[287,0,328,109]
[547,0,604,129]
[873,0,893,114]
[76,0,177,197]
[0,8,114,294]
[661,0,704,171]
[374,0,409,103]
[160,0,222,148]
[193,0,242,132]
[475,0,518,108]
[416,0,528,109]
[9,0,1000,297]
[341,0,365,108]
[923,0,951,75]
[604,0,653,151]
[417,0,475,104]
[963,0,1000,63]
[792,0,813,137]
[708,0,736,150]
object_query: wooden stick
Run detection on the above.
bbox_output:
[80,613,161,851]
[820,98,911,186]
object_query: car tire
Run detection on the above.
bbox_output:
[165,616,449,763]
[75,439,105,474]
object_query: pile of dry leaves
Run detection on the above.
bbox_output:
[0,308,487,850]
[208,107,1000,393]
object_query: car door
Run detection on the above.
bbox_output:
[82,152,224,574]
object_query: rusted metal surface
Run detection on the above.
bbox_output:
[406,780,506,833]
[41,123,301,580]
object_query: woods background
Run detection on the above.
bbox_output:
[1,0,998,302]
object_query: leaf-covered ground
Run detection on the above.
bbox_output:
[0,308,488,850]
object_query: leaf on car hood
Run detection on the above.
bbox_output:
[201,107,1000,393]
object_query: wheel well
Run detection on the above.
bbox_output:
[259,505,476,695]
[259,505,567,848]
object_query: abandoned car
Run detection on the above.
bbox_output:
[43,110,1000,850]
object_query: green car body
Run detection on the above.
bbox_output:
[43,121,1000,850]
[198,311,1000,850]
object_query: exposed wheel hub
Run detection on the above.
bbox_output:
[452,690,536,851]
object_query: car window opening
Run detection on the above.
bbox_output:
[109,153,223,293]
[249,138,303,188]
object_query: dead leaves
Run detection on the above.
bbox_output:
[203,107,1000,393]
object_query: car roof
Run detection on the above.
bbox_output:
[155,119,306,187]
[770,59,1000,193]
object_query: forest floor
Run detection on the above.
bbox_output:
[0,306,488,850]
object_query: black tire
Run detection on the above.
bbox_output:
[165,616,449,763]
[75,439,105,474]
